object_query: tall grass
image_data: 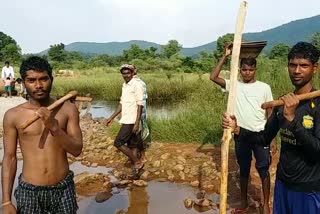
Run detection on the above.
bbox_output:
[52,72,201,103]
[53,58,320,144]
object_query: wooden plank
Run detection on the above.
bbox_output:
[219,2,248,214]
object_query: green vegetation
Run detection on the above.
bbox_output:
[52,54,319,144]
[1,16,319,144]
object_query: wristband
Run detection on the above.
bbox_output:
[1,201,11,207]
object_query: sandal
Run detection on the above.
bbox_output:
[231,207,249,214]
[132,163,145,179]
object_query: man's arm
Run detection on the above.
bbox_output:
[265,85,274,119]
[36,102,83,157]
[264,107,280,145]
[209,44,232,89]
[105,104,122,126]
[1,110,18,210]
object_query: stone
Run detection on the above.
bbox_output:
[149,168,158,173]
[194,199,212,207]
[174,164,184,172]
[166,170,174,177]
[91,163,98,167]
[168,175,175,181]
[179,171,185,180]
[152,160,161,168]
[133,180,148,187]
[196,190,206,199]
[190,180,200,187]
[183,199,194,209]
[95,191,113,203]
[177,156,186,164]
[119,180,132,186]
[160,153,170,160]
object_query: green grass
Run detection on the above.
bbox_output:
[52,59,320,144]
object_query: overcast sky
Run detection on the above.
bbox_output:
[1,0,319,53]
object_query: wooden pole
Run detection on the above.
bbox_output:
[18,91,78,129]
[261,90,320,109]
[219,2,247,213]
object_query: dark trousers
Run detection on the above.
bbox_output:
[114,124,143,151]
[234,127,270,179]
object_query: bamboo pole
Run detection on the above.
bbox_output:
[219,2,247,213]
[261,90,320,109]
[18,91,78,129]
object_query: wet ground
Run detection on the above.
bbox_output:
[0,148,278,214]
[0,97,279,213]
[0,161,245,214]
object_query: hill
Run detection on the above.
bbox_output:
[42,15,320,56]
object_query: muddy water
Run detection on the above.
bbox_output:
[0,162,220,214]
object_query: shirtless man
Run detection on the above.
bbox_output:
[1,56,83,214]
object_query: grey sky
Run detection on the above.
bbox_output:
[1,0,319,53]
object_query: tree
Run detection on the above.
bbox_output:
[48,43,67,62]
[0,32,22,63]
[123,44,146,61]
[310,32,320,51]
[268,43,290,60]
[161,40,182,58]
[213,33,234,61]
[0,43,21,63]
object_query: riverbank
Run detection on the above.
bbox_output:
[69,115,279,211]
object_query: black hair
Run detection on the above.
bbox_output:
[19,56,52,80]
[240,57,257,67]
[5,61,9,65]
[288,42,320,64]
[16,77,22,83]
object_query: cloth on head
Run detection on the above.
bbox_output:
[120,64,136,74]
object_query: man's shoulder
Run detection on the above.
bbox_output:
[61,100,78,112]
[4,102,28,121]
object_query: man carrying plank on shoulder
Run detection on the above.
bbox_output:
[223,42,320,213]
[210,44,273,214]
[1,56,83,214]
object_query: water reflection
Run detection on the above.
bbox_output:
[0,162,215,214]
[81,101,179,119]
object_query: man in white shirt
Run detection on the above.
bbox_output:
[2,61,15,81]
[210,44,273,214]
[105,64,144,176]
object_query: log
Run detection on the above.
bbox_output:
[219,2,247,214]
[261,90,320,109]
[18,91,78,129]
